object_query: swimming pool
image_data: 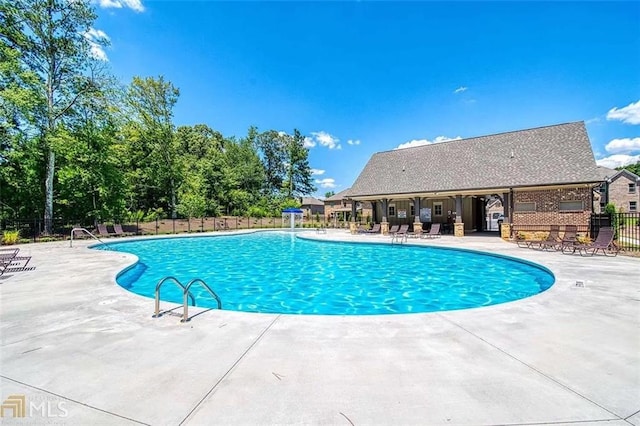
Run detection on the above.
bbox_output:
[107,231,554,315]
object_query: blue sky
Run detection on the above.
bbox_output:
[92,1,640,198]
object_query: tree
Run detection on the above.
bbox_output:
[282,129,315,199]
[124,76,180,218]
[56,74,126,223]
[324,191,335,199]
[256,128,286,196]
[618,161,640,176]
[0,0,106,233]
[177,171,206,232]
[0,41,44,219]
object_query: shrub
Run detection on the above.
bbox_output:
[2,230,20,245]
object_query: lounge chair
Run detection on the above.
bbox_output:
[96,223,115,237]
[0,248,34,277]
[113,224,133,237]
[540,225,577,251]
[518,225,560,249]
[391,224,409,243]
[0,247,32,268]
[421,223,441,239]
[562,227,619,256]
[387,224,399,235]
[365,223,381,234]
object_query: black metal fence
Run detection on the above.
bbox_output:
[591,212,639,252]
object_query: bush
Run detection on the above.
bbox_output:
[2,230,20,245]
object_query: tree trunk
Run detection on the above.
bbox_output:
[170,177,176,219]
[44,150,55,234]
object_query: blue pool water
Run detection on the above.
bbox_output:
[105,231,554,315]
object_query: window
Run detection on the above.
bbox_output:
[559,200,583,212]
[514,202,536,212]
[433,202,443,216]
[629,183,637,194]
[388,204,396,217]
[630,201,638,212]
[410,205,415,217]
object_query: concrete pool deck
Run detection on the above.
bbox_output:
[0,230,638,425]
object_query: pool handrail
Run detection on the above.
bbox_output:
[70,227,110,249]
[182,278,222,322]
[153,276,196,318]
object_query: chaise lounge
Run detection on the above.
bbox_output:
[421,223,442,239]
[517,225,560,249]
[562,227,619,256]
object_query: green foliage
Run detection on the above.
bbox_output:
[280,198,302,209]
[1,230,19,245]
[177,171,206,219]
[128,210,145,222]
[325,191,335,198]
[617,161,640,176]
[144,208,165,222]
[0,5,319,227]
[1,0,106,233]
[247,206,269,218]
[604,203,616,215]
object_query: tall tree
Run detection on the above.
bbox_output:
[0,0,106,233]
[124,76,180,218]
[256,128,286,197]
[0,41,44,219]
[282,129,315,198]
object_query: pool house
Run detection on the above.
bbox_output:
[344,121,603,237]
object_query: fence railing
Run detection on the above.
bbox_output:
[591,212,639,252]
[0,216,354,243]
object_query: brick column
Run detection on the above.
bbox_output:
[501,222,511,239]
[454,223,465,237]
[349,222,358,235]
[381,220,389,235]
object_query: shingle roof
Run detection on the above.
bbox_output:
[349,122,601,198]
[608,168,640,183]
[324,189,351,202]
[301,197,324,206]
[596,166,617,181]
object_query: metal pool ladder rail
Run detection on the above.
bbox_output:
[70,227,110,248]
[153,276,222,323]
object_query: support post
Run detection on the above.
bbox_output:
[454,195,464,237]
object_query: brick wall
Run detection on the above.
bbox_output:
[512,187,592,227]
[608,175,639,212]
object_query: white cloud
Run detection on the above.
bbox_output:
[395,135,461,150]
[596,154,640,169]
[607,100,640,125]
[347,139,361,146]
[454,86,467,94]
[303,136,316,148]
[315,178,336,189]
[83,28,110,61]
[310,168,325,175]
[604,137,640,154]
[97,0,144,12]
[309,131,341,150]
